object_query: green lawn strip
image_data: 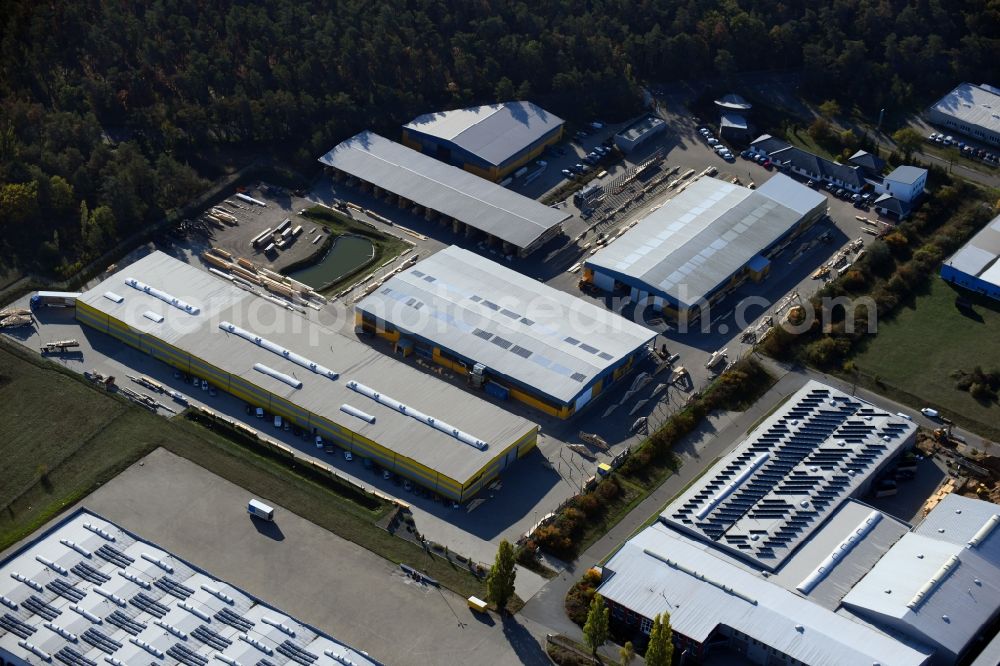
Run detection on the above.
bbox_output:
[0,343,486,599]
[572,476,651,562]
[0,350,130,507]
[852,276,1000,438]
[786,127,839,161]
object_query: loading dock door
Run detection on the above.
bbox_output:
[574,387,594,412]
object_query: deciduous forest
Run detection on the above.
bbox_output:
[1,0,996,275]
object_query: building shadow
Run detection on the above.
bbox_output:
[500,615,551,666]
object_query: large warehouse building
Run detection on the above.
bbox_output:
[74,251,538,502]
[355,246,656,419]
[0,510,381,666]
[927,82,1000,147]
[596,381,1000,665]
[319,131,569,257]
[940,213,1000,301]
[401,101,564,181]
[583,174,826,321]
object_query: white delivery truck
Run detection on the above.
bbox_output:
[248,499,274,521]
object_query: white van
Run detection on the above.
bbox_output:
[273,415,282,428]
[247,499,274,521]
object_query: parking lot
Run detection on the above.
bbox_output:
[64,448,551,666]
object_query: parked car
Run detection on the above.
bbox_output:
[928,132,939,141]
[762,160,772,170]
[920,407,940,419]
[707,137,719,145]
[343,450,353,462]
[722,152,735,161]
[255,407,265,419]
[200,379,209,391]
[403,479,413,491]
[273,415,282,429]
[561,169,573,177]
[314,435,324,448]
[756,155,768,165]
[806,180,816,189]
[383,469,392,480]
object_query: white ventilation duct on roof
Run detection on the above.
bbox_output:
[253,363,302,389]
[125,277,200,314]
[340,404,376,424]
[967,514,999,549]
[219,321,338,380]
[103,291,124,303]
[142,310,165,323]
[346,380,488,450]
[796,510,881,594]
[695,453,770,520]
[906,554,960,610]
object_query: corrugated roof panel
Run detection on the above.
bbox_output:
[317,132,568,250]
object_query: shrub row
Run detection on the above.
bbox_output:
[521,357,774,563]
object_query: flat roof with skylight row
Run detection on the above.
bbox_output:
[585,174,825,308]
[75,251,536,492]
[0,510,381,666]
[355,246,655,407]
[662,381,916,570]
[318,131,569,252]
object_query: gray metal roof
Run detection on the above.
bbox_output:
[714,93,752,110]
[0,510,382,666]
[720,113,749,130]
[355,246,655,405]
[317,132,569,250]
[943,214,1000,286]
[913,493,1000,544]
[598,522,932,666]
[615,116,665,142]
[662,380,916,570]
[754,172,828,217]
[764,500,909,609]
[585,175,824,307]
[929,82,1000,133]
[769,146,866,189]
[842,521,1000,658]
[77,252,536,484]
[885,165,927,185]
[403,101,564,167]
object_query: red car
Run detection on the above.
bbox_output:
[762,160,773,170]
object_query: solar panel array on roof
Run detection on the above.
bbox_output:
[661,381,916,570]
[0,511,382,665]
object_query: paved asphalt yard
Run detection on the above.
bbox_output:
[63,448,553,666]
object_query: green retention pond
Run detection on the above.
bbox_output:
[285,234,375,290]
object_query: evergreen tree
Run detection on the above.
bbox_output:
[486,539,517,614]
[583,593,609,656]
[644,613,674,666]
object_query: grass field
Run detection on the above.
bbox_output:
[0,341,487,598]
[852,276,1000,439]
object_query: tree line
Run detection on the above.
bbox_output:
[1,0,994,276]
